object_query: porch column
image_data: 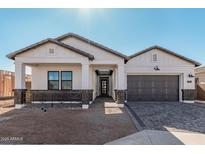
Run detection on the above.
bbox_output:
[82,63,89,89]
[117,65,125,90]
[115,64,126,107]
[81,63,92,109]
[14,61,26,108]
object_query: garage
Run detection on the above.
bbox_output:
[127,75,179,101]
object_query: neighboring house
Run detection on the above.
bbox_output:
[195,66,205,100]
[0,70,31,98]
[7,33,201,109]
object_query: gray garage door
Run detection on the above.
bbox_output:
[127,75,179,101]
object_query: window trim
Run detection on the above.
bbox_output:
[47,71,59,90]
[61,71,73,90]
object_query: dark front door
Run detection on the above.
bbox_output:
[127,75,179,101]
[100,78,109,96]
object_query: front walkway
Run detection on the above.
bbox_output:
[91,96,119,108]
[0,97,136,144]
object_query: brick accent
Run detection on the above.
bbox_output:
[26,90,32,103]
[115,90,126,104]
[14,89,27,104]
[82,90,93,104]
[30,90,93,103]
[182,89,195,100]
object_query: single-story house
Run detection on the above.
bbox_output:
[195,66,205,100]
[7,33,201,109]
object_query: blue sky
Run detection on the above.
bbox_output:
[0,8,205,72]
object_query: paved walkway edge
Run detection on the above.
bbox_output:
[125,103,146,131]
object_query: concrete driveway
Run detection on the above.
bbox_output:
[0,98,136,144]
[106,101,205,145]
[126,102,205,134]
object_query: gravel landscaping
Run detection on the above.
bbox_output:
[127,102,205,134]
[0,97,136,144]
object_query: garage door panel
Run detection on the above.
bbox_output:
[127,75,179,102]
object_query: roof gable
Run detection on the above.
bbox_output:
[7,38,94,60]
[129,45,201,67]
[56,33,128,61]
[6,32,200,67]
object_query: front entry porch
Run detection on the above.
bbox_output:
[92,65,126,107]
[14,62,126,109]
[95,69,113,97]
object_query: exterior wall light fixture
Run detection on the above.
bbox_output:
[154,65,160,71]
[188,73,194,78]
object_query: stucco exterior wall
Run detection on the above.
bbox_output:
[14,38,125,97]
[61,37,124,64]
[12,36,197,103]
[31,64,82,90]
[126,49,195,90]
[16,42,87,60]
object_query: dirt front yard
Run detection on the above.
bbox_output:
[0,99,14,115]
[0,99,136,144]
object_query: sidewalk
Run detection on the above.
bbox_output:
[105,130,205,145]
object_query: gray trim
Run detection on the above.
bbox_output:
[6,38,94,60]
[55,33,129,62]
[129,45,201,67]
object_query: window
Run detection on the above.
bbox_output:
[48,71,59,90]
[153,54,158,62]
[47,71,72,90]
[61,71,72,90]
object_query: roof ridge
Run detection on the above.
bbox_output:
[51,39,95,60]
[129,45,201,67]
[55,32,129,61]
[7,38,94,60]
